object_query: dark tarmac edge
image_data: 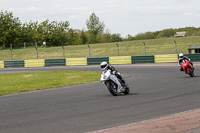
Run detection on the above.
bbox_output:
[90,108,200,133]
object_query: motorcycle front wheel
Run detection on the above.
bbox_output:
[106,81,118,96]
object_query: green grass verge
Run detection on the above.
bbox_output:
[0,70,101,96]
[1,36,200,60]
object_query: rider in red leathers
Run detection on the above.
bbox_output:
[178,53,193,71]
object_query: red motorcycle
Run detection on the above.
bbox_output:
[181,59,194,77]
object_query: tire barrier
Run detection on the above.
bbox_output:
[0,61,4,68]
[184,54,200,62]
[87,57,109,65]
[45,59,65,67]
[132,55,154,64]
[109,56,132,65]
[25,59,45,67]
[66,58,87,66]
[0,54,200,68]
[154,54,178,63]
[4,60,24,68]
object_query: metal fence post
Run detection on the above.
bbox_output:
[88,45,90,57]
[143,42,146,56]
[62,45,65,58]
[116,43,119,56]
[10,48,13,61]
[174,40,177,54]
[35,47,38,59]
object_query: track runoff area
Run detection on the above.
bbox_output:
[0,63,200,133]
[92,108,200,133]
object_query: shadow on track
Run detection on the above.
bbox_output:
[180,75,200,78]
[114,92,139,97]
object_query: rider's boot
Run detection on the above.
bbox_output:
[120,82,125,92]
[117,86,125,93]
[180,66,184,71]
[115,78,123,93]
[120,79,126,87]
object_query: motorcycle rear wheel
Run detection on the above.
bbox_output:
[188,69,194,77]
[123,83,130,95]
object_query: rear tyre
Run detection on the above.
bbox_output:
[188,69,194,77]
[123,83,130,95]
[106,81,118,96]
[191,72,194,77]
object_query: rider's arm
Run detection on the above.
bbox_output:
[109,66,117,74]
[178,58,181,66]
[183,56,190,61]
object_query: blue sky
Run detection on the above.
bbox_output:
[1,0,200,37]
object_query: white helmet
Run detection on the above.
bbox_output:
[179,53,184,58]
[100,61,108,70]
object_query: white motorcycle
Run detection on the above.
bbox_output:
[100,69,130,96]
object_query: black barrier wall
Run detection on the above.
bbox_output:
[4,60,24,68]
[132,55,154,64]
[87,57,109,65]
[45,59,66,67]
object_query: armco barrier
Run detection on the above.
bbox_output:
[66,58,87,66]
[184,54,200,62]
[45,59,65,67]
[109,56,132,64]
[0,61,4,68]
[25,59,45,67]
[87,57,109,65]
[132,55,154,64]
[4,60,24,68]
[154,54,178,63]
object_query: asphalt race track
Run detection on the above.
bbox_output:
[0,63,200,133]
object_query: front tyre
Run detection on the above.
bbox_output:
[188,69,194,77]
[106,81,118,96]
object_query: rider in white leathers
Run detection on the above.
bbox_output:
[100,61,125,93]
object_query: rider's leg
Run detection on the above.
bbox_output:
[116,74,125,86]
[180,64,183,71]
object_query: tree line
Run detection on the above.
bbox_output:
[0,11,122,48]
[124,27,200,41]
[0,10,200,49]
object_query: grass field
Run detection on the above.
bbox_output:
[0,36,200,61]
[0,71,101,96]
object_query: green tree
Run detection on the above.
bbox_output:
[20,23,31,48]
[86,12,105,43]
[101,33,111,43]
[111,33,122,42]
[0,10,21,48]
[39,19,50,44]
[48,21,70,46]
[29,21,41,47]
[157,29,175,38]
[80,30,88,44]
